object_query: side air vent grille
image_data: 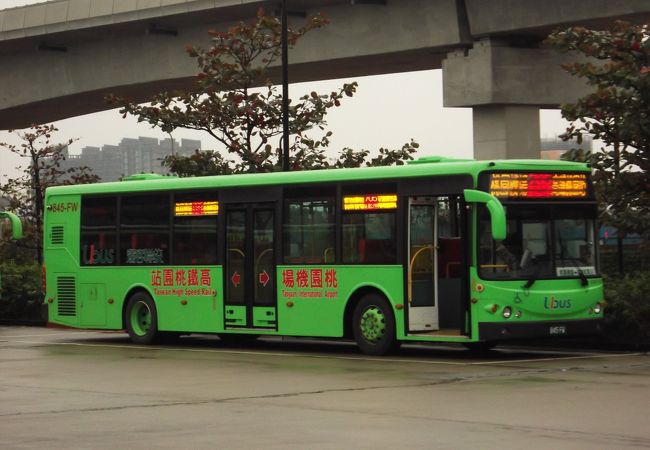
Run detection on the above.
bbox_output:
[57,277,76,317]
[51,226,64,245]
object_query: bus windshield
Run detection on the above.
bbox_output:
[478,203,598,280]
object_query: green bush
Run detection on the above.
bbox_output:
[603,271,650,348]
[0,262,43,323]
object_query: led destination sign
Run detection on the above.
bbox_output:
[489,173,588,199]
[343,194,397,211]
[174,201,219,217]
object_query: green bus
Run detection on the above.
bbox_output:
[43,157,603,355]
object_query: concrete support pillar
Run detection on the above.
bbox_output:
[443,39,591,160]
[472,105,540,160]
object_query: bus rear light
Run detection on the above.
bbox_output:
[515,310,522,318]
[476,283,485,293]
[594,303,602,314]
[484,304,498,314]
[503,307,512,319]
[47,298,54,303]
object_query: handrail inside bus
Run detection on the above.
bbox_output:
[0,211,22,240]
[463,189,506,241]
[255,248,273,277]
[228,248,245,258]
[323,247,334,263]
[480,264,510,272]
[408,245,435,304]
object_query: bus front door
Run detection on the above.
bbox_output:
[407,197,439,332]
[224,203,277,330]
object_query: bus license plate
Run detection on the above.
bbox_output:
[549,326,567,335]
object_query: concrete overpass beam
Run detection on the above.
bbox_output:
[442,39,590,159]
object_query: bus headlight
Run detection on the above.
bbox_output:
[503,306,512,319]
[594,303,602,314]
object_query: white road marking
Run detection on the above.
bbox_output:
[0,335,642,366]
[472,352,644,365]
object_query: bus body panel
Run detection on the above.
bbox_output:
[44,194,81,328]
[276,265,403,338]
[469,267,604,340]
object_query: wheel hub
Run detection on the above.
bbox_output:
[131,301,151,336]
[360,307,385,342]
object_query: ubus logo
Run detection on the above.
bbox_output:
[82,244,115,265]
[544,296,572,310]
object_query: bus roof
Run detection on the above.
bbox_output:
[46,158,590,197]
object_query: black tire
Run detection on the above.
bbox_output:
[125,292,160,345]
[352,294,398,356]
[464,341,498,352]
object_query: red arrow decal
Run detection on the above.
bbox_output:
[231,271,241,287]
[259,270,270,287]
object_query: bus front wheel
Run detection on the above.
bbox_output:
[125,292,160,345]
[352,294,399,356]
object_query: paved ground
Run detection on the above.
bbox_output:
[1,326,648,449]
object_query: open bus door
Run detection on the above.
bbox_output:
[406,191,505,336]
[407,197,439,331]
[407,197,465,334]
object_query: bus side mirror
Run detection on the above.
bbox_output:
[463,189,506,241]
[0,211,23,240]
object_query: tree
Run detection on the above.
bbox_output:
[0,124,99,264]
[110,8,417,174]
[109,8,353,172]
[546,22,650,245]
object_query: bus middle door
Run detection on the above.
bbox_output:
[407,197,440,332]
[224,202,277,330]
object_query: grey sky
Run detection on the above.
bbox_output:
[0,0,569,180]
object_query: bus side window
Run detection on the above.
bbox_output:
[343,212,396,264]
[172,193,218,265]
[120,194,170,265]
[80,196,117,266]
[283,198,336,264]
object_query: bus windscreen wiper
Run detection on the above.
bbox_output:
[522,264,543,289]
[522,276,536,289]
[576,267,588,287]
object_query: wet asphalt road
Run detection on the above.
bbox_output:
[1,326,648,449]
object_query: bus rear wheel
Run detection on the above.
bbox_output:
[353,294,398,356]
[125,292,160,345]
